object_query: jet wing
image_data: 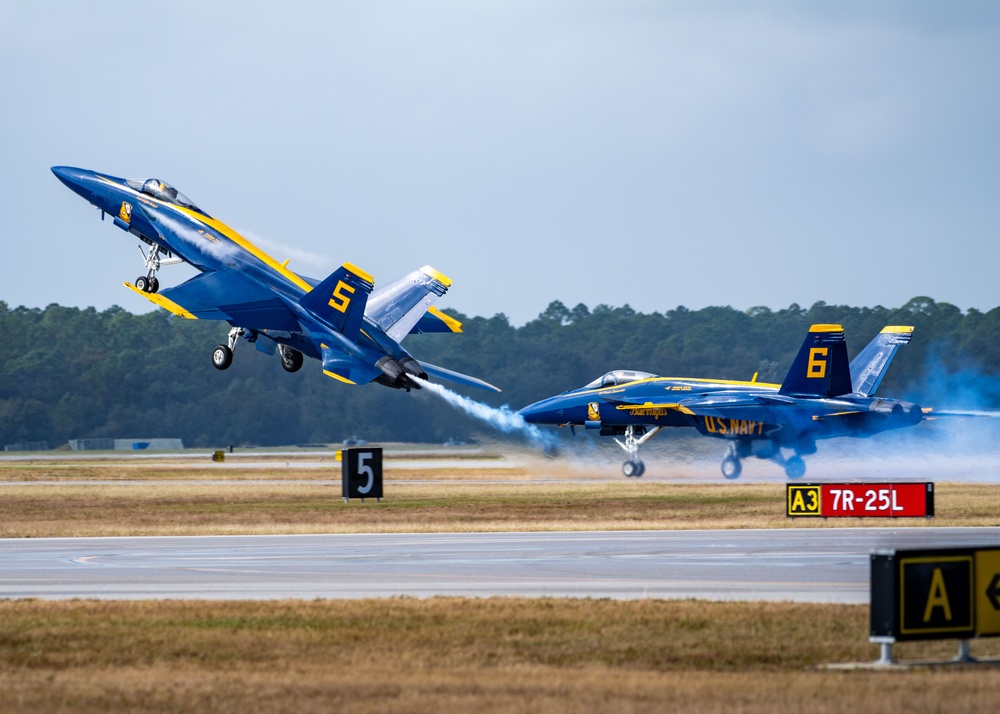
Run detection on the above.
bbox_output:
[366,266,454,342]
[128,270,301,331]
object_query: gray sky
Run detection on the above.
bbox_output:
[3,1,999,325]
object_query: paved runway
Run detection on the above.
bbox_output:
[3,528,1000,602]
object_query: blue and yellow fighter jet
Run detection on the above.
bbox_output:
[51,166,499,392]
[518,324,922,478]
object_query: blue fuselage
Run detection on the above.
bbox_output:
[51,166,411,374]
[519,376,923,446]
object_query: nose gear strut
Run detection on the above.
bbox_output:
[614,425,660,477]
[134,244,165,293]
[133,243,182,293]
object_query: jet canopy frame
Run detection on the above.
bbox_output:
[126,178,206,215]
[583,370,658,390]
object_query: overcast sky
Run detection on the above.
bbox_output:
[2,1,998,325]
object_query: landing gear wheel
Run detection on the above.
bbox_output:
[280,347,303,373]
[634,460,646,477]
[212,344,233,370]
[622,460,640,478]
[148,277,159,294]
[721,455,742,480]
[135,276,150,292]
[784,456,806,479]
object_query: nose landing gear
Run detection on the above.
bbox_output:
[135,244,165,293]
[615,425,660,478]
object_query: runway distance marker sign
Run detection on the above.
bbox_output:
[341,447,383,502]
[786,483,933,518]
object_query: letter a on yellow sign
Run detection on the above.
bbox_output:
[923,567,953,623]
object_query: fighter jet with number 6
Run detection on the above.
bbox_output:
[52,166,499,393]
[518,324,924,478]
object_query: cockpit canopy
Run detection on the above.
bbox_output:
[126,178,206,214]
[583,370,658,389]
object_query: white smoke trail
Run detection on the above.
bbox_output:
[412,376,557,451]
[932,409,1000,418]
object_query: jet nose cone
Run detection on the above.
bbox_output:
[51,166,99,201]
[51,165,84,186]
[517,401,550,424]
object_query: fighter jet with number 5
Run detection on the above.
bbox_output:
[52,166,499,392]
[518,324,923,478]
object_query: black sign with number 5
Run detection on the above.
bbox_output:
[342,447,383,500]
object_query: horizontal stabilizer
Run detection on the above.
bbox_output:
[300,263,374,340]
[420,361,502,393]
[410,306,463,335]
[849,326,914,396]
[779,324,852,398]
[366,266,452,343]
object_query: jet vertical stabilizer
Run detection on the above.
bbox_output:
[366,265,452,343]
[779,324,852,398]
[849,326,914,396]
[299,263,374,340]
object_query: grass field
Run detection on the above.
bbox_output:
[2,598,1000,713]
[0,473,997,537]
[3,454,999,711]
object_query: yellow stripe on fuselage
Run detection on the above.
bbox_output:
[99,175,315,293]
[123,282,197,319]
[575,376,783,397]
[171,204,313,292]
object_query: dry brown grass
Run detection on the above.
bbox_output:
[3,458,999,711]
[0,480,997,537]
[1,598,999,713]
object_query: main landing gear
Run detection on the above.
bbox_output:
[211,328,304,374]
[719,441,809,480]
[279,344,303,373]
[615,425,660,478]
[211,328,242,370]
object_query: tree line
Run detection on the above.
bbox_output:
[1,296,998,449]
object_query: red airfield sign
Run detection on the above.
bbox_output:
[787,483,933,518]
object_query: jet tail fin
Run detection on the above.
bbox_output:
[365,265,452,343]
[849,326,914,396]
[299,263,374,340]
[779,324,852,398]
